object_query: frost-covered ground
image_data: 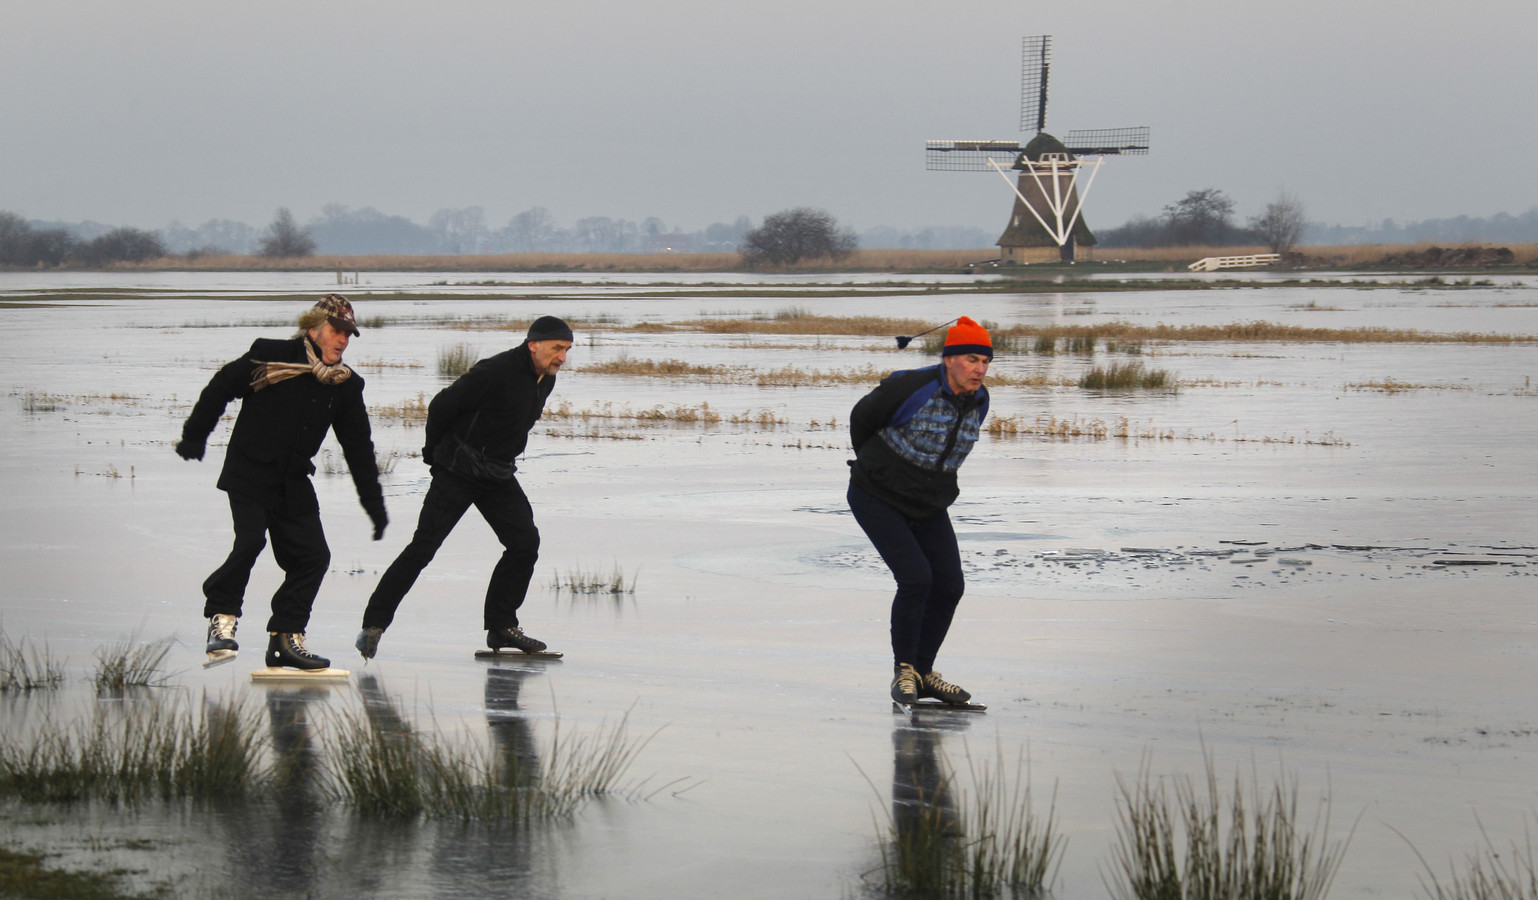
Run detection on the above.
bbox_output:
[1,270,1535,898]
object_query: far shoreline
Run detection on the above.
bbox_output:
[4,242,1537,276]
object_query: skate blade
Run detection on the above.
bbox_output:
[250,666,350,681]
[902,700,987,713]
[203,649,238,669]
[474,649,563,660]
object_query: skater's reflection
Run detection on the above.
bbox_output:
[213,685,336,895]
[484,663,541,789]
[889,717,971,870]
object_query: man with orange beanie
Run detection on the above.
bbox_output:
[847,316,992,707]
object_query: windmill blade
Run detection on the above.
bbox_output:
[1063,126,1151,156]
[926,140,1025,171]
[1020,35,1051,134]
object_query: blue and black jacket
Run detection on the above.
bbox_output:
[848,364,989,520]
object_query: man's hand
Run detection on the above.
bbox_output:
[421,444,434,466]
[175,438,205,461]
[364,498,388,541]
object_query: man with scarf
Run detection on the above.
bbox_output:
[355,315,572,661]
[177,294,388,670]
[847,316,992,707]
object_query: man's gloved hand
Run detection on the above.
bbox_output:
[421,444,434,466]
[364,497,388,541]
[175,438,205,461]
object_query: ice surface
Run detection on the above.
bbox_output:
[1,270,1535,898]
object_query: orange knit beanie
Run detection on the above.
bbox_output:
[943,316,992,359]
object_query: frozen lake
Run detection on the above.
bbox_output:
[1,269,1535,898]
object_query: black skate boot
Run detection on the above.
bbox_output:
[919,670,971,705]
[266,632,330,670]
[204,614,239,668]
[890,662,920,706]
[487,625,547,654]
[355,626,384,661]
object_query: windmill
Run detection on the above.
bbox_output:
[927,35,1149,263]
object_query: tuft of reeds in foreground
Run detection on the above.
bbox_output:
[92,633,175,693]
[1106,756,1351,900]
[0,693,265,804]
[1402,815,1538,900]
[438,342,479,377]
[864,742,1063,897]
[324,701,652,822]
[0,630,64,692]
[1080,362,1173,390]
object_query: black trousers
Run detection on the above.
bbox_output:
[203,492,330,634]
[847,480,964,674]
[364,469,540,632]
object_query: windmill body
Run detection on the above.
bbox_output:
[926,36,1149,263]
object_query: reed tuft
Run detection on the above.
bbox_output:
[0,692,265,804]
[1107,755,1351,900]
[0,630,64,692]
[92,633,175,693]
[866,740,1063,897]
[438,342,479,377]
[1080,362,1173,390]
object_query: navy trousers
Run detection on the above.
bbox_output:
[203,492,330,634]
[364,469,540,632]
[846,481,964,673]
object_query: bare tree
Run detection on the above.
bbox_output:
[1162,188,1236,246]
[429,206,487,254]
[258,207,316,258]
[77,227,166,265]
[740,208,858,267]
[502,207,558,253]
[1249,192,1308,254]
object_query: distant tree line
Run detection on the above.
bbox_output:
[0,211,166,267]
[1098,191,1538,251]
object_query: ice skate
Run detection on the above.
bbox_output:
[890,662,920,707]
[203,613,239,668]
[252,632,349,681]
[919,670,971,705]
[355,626,384,661]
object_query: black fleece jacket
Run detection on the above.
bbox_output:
[181,336,382,517]
[423,342,555,469]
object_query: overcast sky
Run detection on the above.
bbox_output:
[4,0,1535,235]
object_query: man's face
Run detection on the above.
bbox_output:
[529,339,572,377]
[943,352,990,395]
[308,321,350,365]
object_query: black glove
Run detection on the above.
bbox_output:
[364,498,388,541]
[421,444,434,466]
[175,438,205,461]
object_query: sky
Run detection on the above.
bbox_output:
[3,0,1535,236]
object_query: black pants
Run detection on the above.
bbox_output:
[203,492,330,634]
[364,469,540,632]
[847,481,964,674]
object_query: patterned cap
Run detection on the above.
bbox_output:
[313,293,359,336]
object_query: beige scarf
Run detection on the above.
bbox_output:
[250,339,352,391]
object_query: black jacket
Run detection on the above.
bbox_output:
[423,343,554,472]
[181,337,382,516]
[849,365,988,520]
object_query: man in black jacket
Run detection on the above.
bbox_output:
[177,294,388,670]
[356,316,572,660]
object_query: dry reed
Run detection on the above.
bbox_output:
[1108,755,1351,900]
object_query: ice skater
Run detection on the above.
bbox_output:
[356,316,573,661]
[176,294,388,671]
[846,316,992,707]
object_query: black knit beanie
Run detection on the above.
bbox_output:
[525,315,573,343]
